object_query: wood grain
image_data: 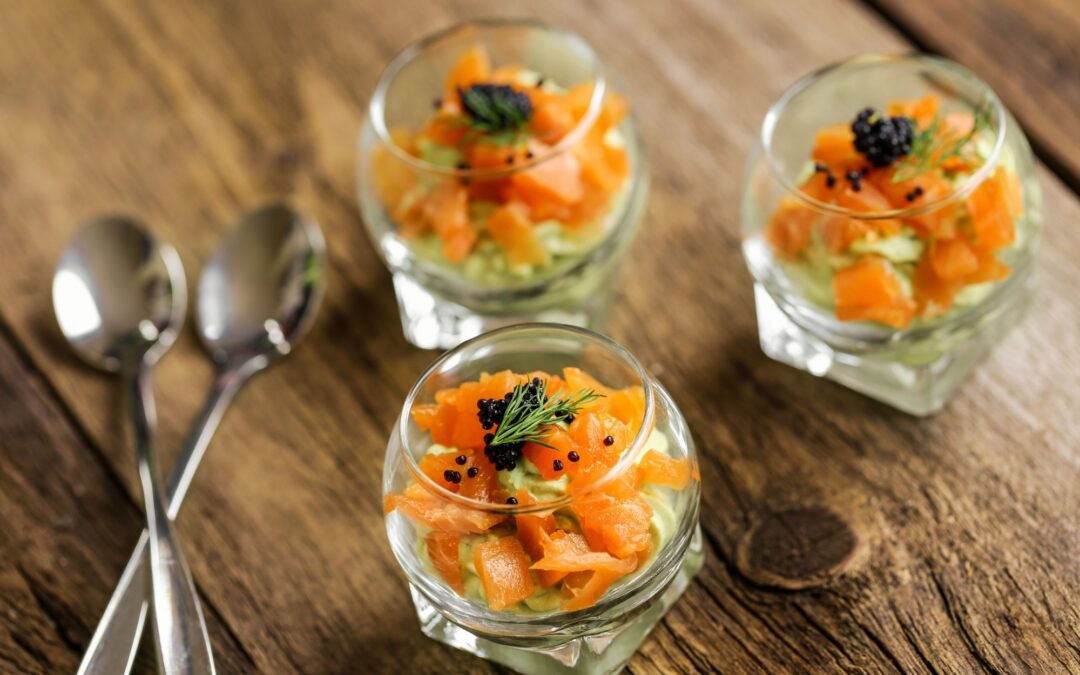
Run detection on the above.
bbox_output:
[0,328,256,674]
[0,0,1077,673]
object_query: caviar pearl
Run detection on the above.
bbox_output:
[567,451,580,462]
[443,470,462,484]
[851,107,914,167]
[467,467,480,478]
[603,435,615,446]
[506,497,518,505]
[455,455,467,465]
[553,459,564,472]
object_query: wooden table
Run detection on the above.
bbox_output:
[2,1,1078,673]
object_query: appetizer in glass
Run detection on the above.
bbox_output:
[359,20,647,349]
[741,54,1041,415]
[383,325,702,674]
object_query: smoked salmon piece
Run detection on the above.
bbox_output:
[558,556,638,611]
[513,491,563,587]
[812,124,857,165]
[385,484,505,533]
[474,536,536,610]
[637,450,692,489]
[833,256,916,329]
[426,531,464,594]
[967,167,1017,250]
[765,198,816,260]
[486,202,551,267]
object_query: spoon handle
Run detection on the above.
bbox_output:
[129,362,216,675]
[78,362,260,675]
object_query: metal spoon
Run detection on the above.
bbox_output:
[53,216,215,674]
[75,203,326,675]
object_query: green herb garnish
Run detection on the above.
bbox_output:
[490,380,603,450]
[891,97,993,183]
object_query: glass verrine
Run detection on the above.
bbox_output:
[359,20,648,350]
[383,324,702,675]
[741,54,1041,416]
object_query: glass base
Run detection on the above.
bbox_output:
[392,272,611,350]
[411,525,704,675]
[753,282,1030,416]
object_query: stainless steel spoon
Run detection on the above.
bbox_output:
[53,216,215,674]
[75,203,326,675]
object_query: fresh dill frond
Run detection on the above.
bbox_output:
[891,96,993,183]
[489,380,603,450]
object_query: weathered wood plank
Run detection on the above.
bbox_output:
[867,0,1080,188]
[0,0,1077,672]
[0,326,256,674]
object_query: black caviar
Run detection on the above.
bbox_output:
[455,455,467,465]
[852,107,914,168]
[458,84,533,133]
[567,450,580,462]
[467,467,480,478]
[603,435,615,446]
[506,497,519,505]
[484,440,524,472]
[846,170,863,192]
[443,469,462,484]
[477,378,546,471]
[553,459,564,472]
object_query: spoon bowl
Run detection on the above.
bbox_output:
[197,203,325,365]
[53,216,186,370]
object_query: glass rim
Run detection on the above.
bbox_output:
[368,17,608,180]
[761,52,1008,220]
[396,323,657,514]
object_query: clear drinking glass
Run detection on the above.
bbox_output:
[359,20,648,349]
[741,54,1042,415]
[382,325,702,674]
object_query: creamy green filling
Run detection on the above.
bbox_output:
[415,427,681,614]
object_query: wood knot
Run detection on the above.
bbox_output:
[736,507,858,590]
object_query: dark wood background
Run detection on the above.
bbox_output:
[1,0,1078,673]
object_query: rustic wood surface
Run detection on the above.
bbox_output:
[1,0,1077,673]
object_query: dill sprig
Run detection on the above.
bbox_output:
[489,380,603,450]
[891,96,993,183]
